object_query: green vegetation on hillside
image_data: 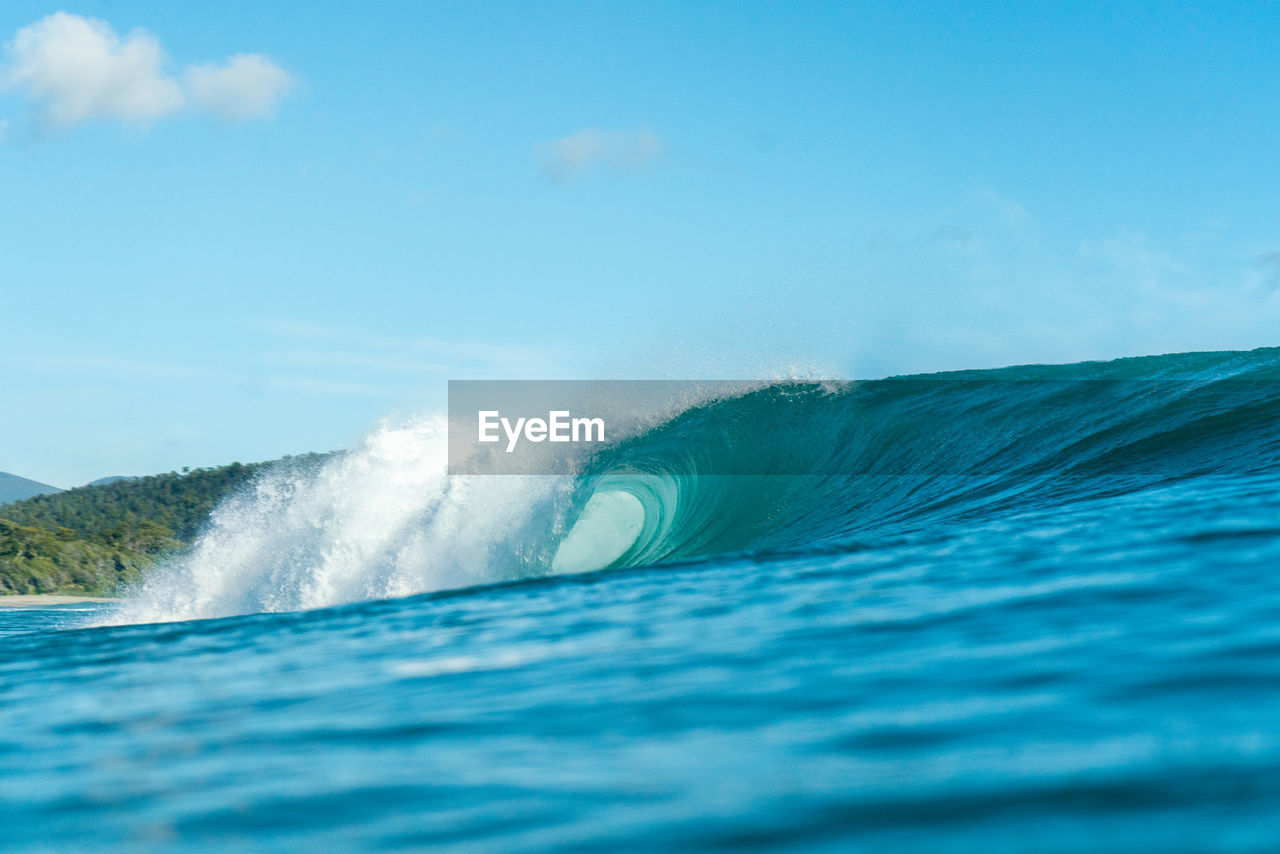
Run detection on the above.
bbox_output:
[4,463,264,545]
[0,454,330,596]
[0,519,147,595]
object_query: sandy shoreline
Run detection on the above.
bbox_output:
[0,595,119,607]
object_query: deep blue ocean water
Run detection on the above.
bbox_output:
[4,351,1280,851]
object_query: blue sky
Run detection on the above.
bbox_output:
[3,1,1279,486]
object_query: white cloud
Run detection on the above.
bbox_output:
[4,12,183,125]
[537,128,663,182]
[185,54,294,121]
[1,12,293,130]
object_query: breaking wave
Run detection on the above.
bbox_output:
[102,347,1280,624]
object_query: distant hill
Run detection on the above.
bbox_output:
[88,476,138,487]
[0,453,331,595]
[0,472,62,505]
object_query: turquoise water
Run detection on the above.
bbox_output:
[4,349,1280,851]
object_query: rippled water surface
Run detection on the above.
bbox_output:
[5,471,1280,852]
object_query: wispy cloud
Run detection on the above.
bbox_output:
[4,353,395,399]
[536,128,663,182]
[799,187,1280,378]
[258,377,393,398]
[5,354,216,380]
[1,12,293,131]
[257,320,564,379]
[262,348,454,376]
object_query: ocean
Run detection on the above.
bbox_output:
[4,348,1280,851]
